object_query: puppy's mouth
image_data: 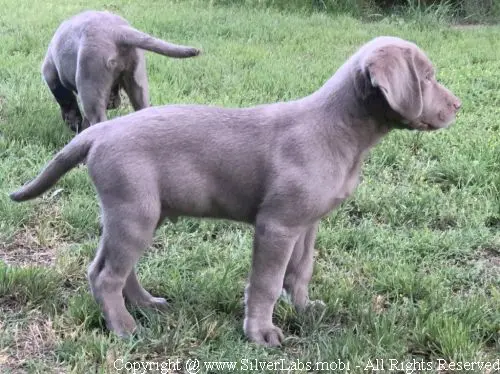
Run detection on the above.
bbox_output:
[413,121,438,131]
[399,119,434,131]
[404,118,454,131]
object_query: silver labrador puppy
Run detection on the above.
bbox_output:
[42,10,200,132]
[11,36,461,346]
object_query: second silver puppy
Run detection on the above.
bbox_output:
[42,10,200,131]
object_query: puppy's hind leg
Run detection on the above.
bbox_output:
[107,83,121,110]
[123,211,172,310]
[122,58,150,111]
[88,199,160,337]
[76,50,114,128]
[123,270,168,310]
[77,82,109,129]
[282,222,323,310]
[42,55,82,132]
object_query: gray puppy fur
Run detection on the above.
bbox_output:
[11,37,461,346]
[42,10,200,132]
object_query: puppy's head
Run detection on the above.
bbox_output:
[358,36,461,131]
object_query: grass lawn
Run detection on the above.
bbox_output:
[0,0,499,372]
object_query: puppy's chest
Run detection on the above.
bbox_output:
[322,163,362,213]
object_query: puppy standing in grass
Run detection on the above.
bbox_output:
[11,37,461,346]
[42,11,200,132]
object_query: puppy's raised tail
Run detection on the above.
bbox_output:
[115,25,200,58]
[10,131,93,202]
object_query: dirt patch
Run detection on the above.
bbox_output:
[0,311,64,373]
[0,202,73,267]
[0,228,57,267]
[480,246,500,268]
[371,294,389,314]
[470,246,500,287]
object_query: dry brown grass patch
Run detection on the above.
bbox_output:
[0,228,56,267]
[0,311,64,373]
[0,204,72,267]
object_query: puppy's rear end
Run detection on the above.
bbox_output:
[42,10,201,132]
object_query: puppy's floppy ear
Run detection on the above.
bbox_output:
[352,66,373,100]
[365,45,423,120]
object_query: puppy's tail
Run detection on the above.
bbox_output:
[10,131,93,202]
[115,25,200,58]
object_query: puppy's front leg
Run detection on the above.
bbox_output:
[244,217,299,347]
[282,221,323,310]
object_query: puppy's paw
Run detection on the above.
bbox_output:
[107,312,137,338]
[148,297,169,311]
[126,294,169,311]
[62,109,83,132]
[107,93,121,109]
[280,289,293,305]
[281,289,322,312]
[306,299,326,310]
[79,117,90,132]
[244,319,284,347]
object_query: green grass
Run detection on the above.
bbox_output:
[1,0,499,373]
